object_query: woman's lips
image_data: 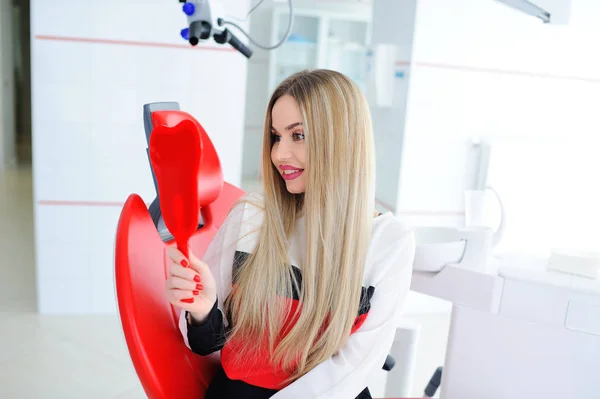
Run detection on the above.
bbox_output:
[281,169,304,180]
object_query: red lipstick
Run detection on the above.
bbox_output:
[280,165,304,181]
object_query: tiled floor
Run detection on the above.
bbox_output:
[0,166,450,398]
[0,166,148,399]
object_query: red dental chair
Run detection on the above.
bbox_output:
[114,104,245,399]
[114,104,406,399]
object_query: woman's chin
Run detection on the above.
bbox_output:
[284,181,305,194]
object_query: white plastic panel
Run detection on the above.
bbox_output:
[499,279,570,326]
[565,297,600,336]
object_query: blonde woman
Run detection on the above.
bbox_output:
[165,69,415,399]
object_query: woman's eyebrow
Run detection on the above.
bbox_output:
[271,122,303,131]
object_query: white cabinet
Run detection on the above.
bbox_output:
[268,6,372,94]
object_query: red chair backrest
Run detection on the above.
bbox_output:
[115,110,246,399]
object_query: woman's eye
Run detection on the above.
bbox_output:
[293,132,305,141]
[271,133,280,143]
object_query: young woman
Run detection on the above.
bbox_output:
[165,69,415,398]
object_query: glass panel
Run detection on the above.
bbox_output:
[273,14,320,87]
[325,19,369,90]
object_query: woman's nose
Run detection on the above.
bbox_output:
[275,141,292,160]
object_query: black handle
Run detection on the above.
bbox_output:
[424,366,443,397]
[382,355,395,371]
[228,31,253,58]
[213,28,253,59]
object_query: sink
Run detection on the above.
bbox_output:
[413,227,466,272]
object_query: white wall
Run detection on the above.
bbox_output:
[398,0,600,256]
[32,0,250,314]
[365,0,600,315]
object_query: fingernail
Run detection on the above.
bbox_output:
[182,298,194,303]
[194,275,201,282]
[196,283,203,290]
[181,259,189,267]
[193,290,199,295]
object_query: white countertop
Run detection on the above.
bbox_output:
[496,252,600,296]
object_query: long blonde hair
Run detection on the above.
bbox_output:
[225,69,376,382]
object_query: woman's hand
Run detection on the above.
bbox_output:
[165,247,217,323]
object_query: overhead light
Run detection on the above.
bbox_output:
[493,0,572,24]
[495,0,550,22]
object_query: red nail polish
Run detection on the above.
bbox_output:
[182,298,194,303]
[194,275,201,282]
[196,284,202,290]
[193,290,199,295]
[181,259,189,267]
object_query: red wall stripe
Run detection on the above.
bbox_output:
[400,210,464,217]
[34,35,599,83]
[34,34,236,52]
[37,200,137,207]
[36,199,463,216]
[396,60,600,83]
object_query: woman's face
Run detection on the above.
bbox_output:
[270,95,306,194]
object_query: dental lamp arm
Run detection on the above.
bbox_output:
[178,0,294,58]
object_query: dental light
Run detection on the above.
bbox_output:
[178,0,295,58]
